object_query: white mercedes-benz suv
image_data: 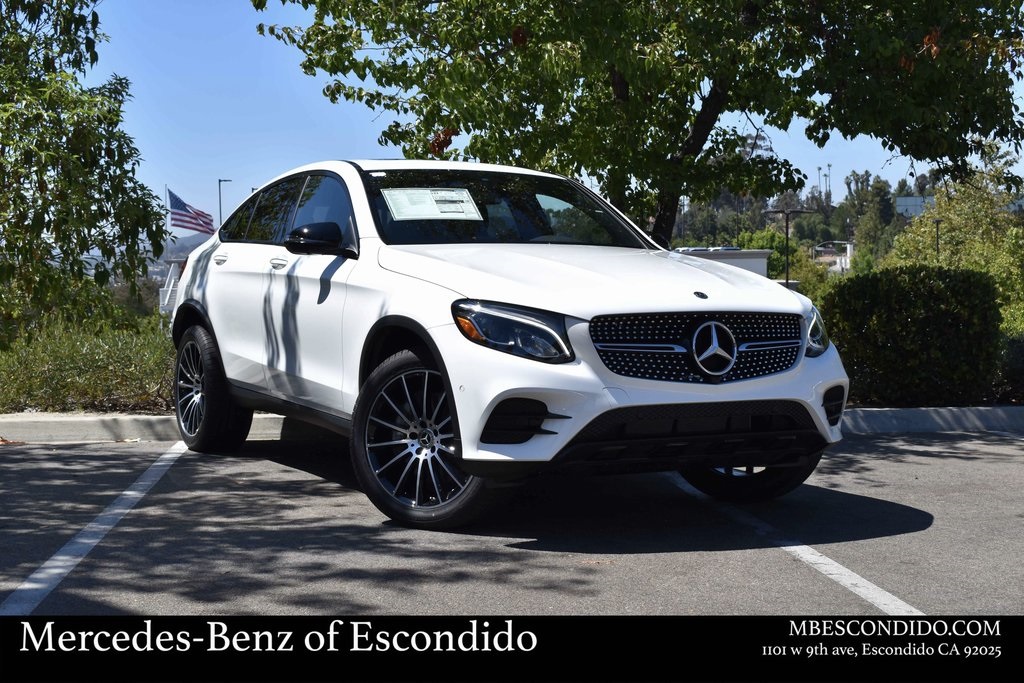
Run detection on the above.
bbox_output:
[171,160,848,529]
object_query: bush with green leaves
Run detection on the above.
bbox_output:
[1,1,168,332]
[821,265,1003,406]
[0,314,173,413]
[0,273,137,350]
[994,336,1024,403]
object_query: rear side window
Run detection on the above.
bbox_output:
[245,176,304,243]
[293,175,355,233]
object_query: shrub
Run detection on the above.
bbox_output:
[0,314,174,413]
[993,335,1024,403]
[821,265,1003,406]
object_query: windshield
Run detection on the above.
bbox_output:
[361,169,648,248]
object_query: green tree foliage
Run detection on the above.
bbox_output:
[676,188,767,245]
[788,250,830,304]
[914,169,943,196]
[849,248,876,276]
[255,0,1024,244]
[0,0,167,344]
[870,177,895,226]
[834,170,906,262]
[854,208,887,262]
[736,227,788,277]
[885,159,1024,337]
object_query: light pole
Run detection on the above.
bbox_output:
[933,218,942,258]
[218,178,232,226]
[763,208,814,288]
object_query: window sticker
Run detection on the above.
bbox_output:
[381,188,483,221]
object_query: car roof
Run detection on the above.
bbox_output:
[255,159,564,195]
[264,158,561,181]
[349,159,559,177]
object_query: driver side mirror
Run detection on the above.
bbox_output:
[285,221,358,259]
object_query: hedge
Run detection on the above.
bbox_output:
[821,265,1004,407]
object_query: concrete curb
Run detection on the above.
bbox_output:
[840,406,1023,434]
[0,413,288,444]
[1,406,1021,444]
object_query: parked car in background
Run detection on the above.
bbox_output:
[171,160,848,529]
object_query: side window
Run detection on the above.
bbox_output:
[292,174,355,234]
[244,176,304,243]
[219,195,257,242]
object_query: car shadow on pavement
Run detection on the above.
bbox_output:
[459,471,934,554]
[241,440,933,556]
[232,432,938,556]
[169,428,957,560]
[245,439,359,491]
[451,430,1024,553]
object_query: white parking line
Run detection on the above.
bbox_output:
[671,476,925,616]
[0,441,188,616]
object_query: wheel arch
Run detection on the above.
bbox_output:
[359,316,449,389]
[357,315,464,454]
[171,300,216,348]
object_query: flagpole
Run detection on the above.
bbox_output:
[165,185,173,242]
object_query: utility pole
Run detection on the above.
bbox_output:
[763,208,814,288]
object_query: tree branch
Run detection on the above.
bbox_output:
[675,77,729,161]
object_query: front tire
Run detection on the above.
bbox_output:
[174,325,253,452]
[351,349,492,529]
[679,451,823,502]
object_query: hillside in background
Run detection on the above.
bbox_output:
[146,232,212,284]
[162,232,212,261]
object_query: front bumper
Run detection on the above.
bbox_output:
[433,319,848,473]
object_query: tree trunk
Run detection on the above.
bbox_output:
[651,190,681,247]
[604,167,629,214]
[647,78,729,247]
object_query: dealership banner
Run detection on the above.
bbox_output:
[1,615,1018,682]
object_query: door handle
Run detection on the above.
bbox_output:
[270,257,289,270]
[212,254,228,265]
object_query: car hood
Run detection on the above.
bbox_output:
[377,244,806,319]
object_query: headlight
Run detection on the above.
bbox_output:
[805,306,831,358]
[452,300,574,363]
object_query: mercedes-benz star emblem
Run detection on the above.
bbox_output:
[692,321,737,376]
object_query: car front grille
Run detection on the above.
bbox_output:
[589,312,803,383]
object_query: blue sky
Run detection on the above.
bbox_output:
[86,0,983,234]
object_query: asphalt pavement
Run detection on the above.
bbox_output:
[0,405,1022,443]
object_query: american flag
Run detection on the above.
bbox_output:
[168,189,215,234]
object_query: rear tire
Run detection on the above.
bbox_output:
[679,451,823,502]
[351,349,494,529]
[174,325,253,452]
